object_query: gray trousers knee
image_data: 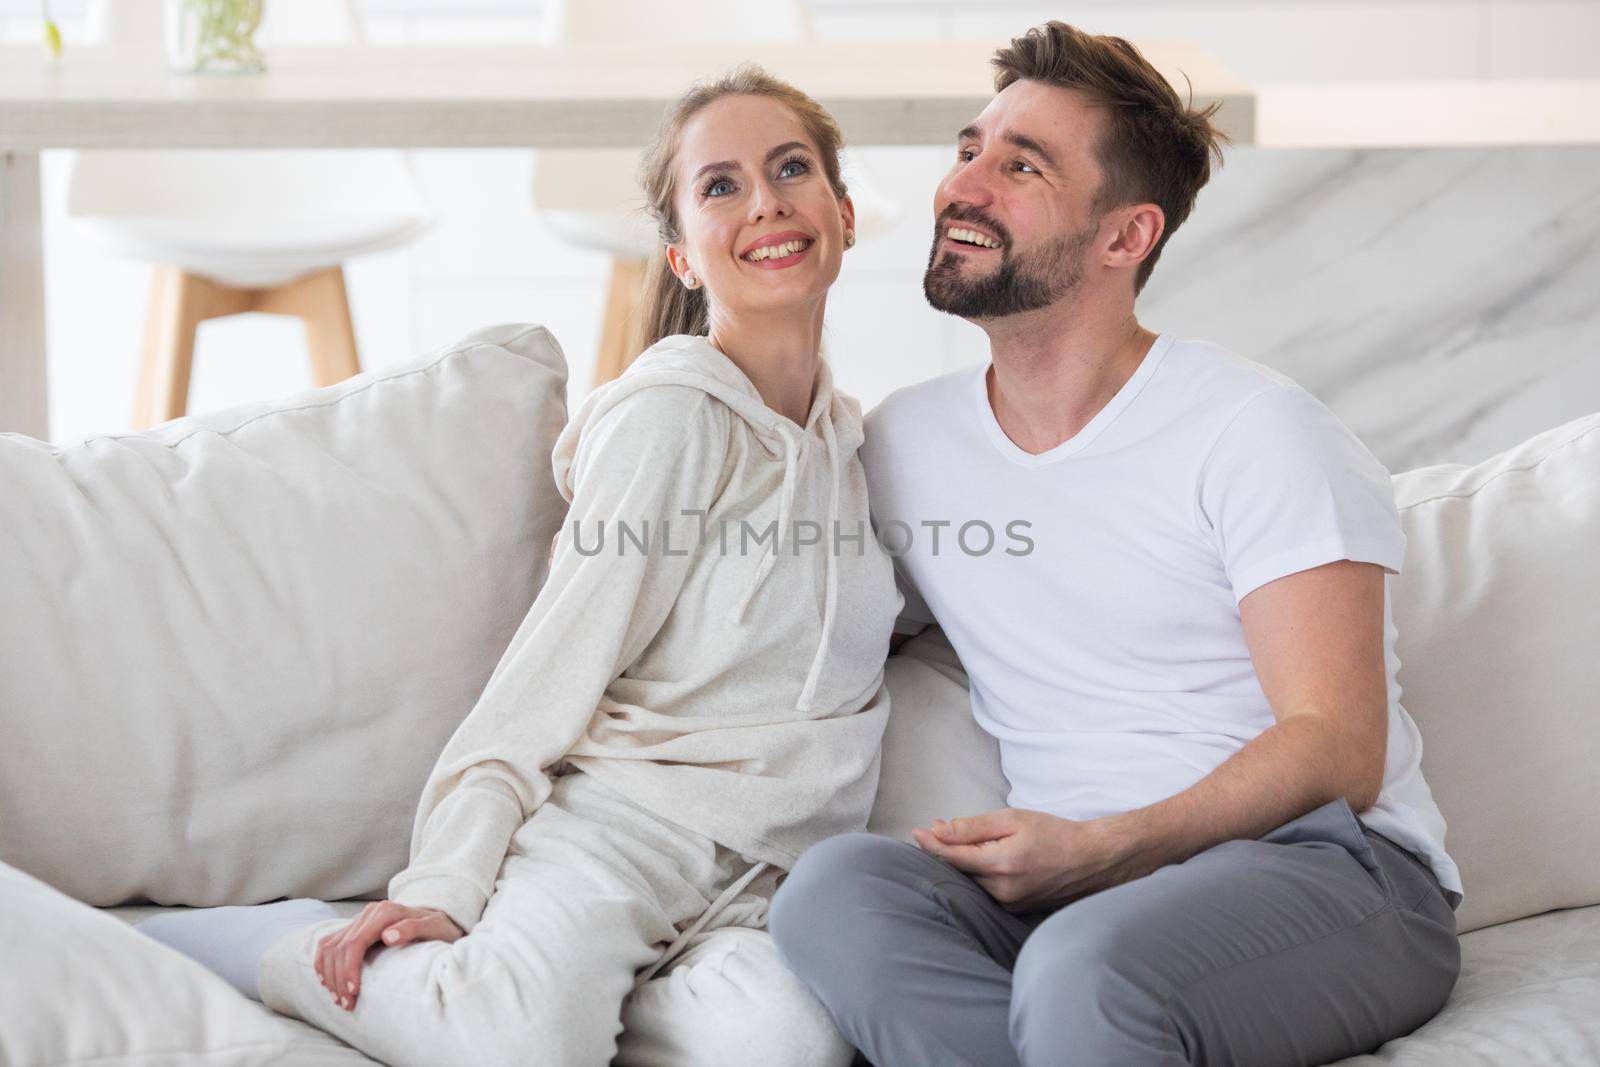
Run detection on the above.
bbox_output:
[770,798,1460,1067]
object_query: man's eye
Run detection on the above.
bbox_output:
[1013,160,1037,174]
[958,148,976,163]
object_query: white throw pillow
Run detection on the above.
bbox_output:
[0,324,569,908]
[1389,411,1600,934]
[0,860,375,1066]
[869,626,1009,841]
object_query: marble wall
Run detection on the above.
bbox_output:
[1123,145,1600,472]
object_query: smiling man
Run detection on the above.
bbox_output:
[769,22,1463,1067]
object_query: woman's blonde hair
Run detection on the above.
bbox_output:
[635,64,849,350]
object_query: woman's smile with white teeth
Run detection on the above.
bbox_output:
[947,227,1001,249]
[742,238,813,262]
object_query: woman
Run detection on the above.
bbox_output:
[138,66,897,1067]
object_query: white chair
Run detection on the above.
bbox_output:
[530,0,900,387]
[67,0,432,428]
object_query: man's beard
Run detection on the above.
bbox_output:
[923,217,1095,319]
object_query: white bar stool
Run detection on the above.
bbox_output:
[66,0,433,427]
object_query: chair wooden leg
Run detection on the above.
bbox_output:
[263,266,361,387]
[143,269,217,428]
[594,257,648,388]
[132,264,361,427]
[132,266,171,429]
[136,268,256,428]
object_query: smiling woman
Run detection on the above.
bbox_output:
[634,64,857,407]
[131,60,894,1067]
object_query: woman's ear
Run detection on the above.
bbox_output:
[840,194,858,246]
[664,244,691,285]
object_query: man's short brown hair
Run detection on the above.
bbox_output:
[993,22,1229,294]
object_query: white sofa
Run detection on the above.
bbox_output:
[2,325,1596,1065]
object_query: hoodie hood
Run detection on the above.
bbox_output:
[553,334,861,713]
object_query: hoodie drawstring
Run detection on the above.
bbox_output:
[631,860,772,992]
[796,413,841,713]
[723,407,843,714]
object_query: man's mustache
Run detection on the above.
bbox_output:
[935,208,1013,250]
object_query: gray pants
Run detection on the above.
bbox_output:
[770,798,1460,1066]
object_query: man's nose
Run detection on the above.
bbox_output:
[939,157,996,214]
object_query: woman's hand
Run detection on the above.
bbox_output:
[315,901,464,1011]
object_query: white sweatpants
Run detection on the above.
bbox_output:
[259,770,852,1067]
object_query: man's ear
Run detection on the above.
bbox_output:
[1105,203,1165,270]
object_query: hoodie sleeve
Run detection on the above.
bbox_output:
[388,384,727,932]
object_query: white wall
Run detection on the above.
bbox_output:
[6,0,1598,465]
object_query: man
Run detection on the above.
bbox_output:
[769,21,1462,1067]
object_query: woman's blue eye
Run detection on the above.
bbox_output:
[706,178,734,198]
[778,157,810,178]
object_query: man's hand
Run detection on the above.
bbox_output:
[314,901,464,1011]
[912,809,1144,913]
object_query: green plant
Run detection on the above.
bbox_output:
[179,0,264,71]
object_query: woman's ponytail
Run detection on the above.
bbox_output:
[640,249,708,349]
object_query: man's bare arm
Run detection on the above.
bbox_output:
[1094,558,1390,879]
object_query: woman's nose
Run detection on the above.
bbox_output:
[747,179,791,223]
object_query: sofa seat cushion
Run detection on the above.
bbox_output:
[92,897,1600,1066]
[0,860,380,1066]
[1329,905,1600,1065]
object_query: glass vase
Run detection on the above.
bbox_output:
[166,0,266,75]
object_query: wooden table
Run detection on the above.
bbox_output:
[0,41,1253,438]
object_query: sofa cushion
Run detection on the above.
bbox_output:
[0,859,378,1066]
[1388,411,1600,934]
[0,324,569,908]
[868,626,1008,841]
[1328,904,1600,1065]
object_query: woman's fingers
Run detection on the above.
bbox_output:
[332,903,395,1009]
[380,910,463,948]
[315,924,349,994]
[313,904,461,1010]
[323,917,357,1008]
[325,905,374,1009]
[380,917,424,948]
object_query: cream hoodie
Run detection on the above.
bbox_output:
[388,334,902,934]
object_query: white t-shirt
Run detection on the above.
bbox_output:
[862,334,1462,901]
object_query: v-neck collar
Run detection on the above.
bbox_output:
[973,333,1174,467]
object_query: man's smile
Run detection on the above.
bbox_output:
[944,226,1003,250]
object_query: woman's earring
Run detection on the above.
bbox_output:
[683,272,699,290]
[844,231,856,249]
